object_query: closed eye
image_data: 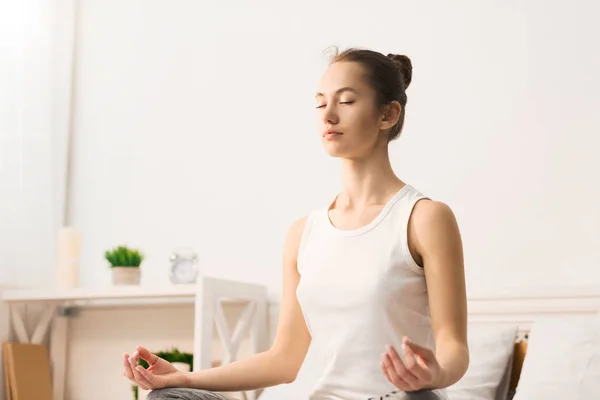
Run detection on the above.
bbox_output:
[316,101,354,109]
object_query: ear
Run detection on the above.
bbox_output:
[379,101,402,131]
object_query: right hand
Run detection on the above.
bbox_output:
[123,346,190,390]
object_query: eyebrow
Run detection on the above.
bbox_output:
[315,87,359,98]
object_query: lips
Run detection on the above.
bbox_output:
[323,129,343,137]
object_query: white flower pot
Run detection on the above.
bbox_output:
[111,267,140,285]
[171,362,191,372]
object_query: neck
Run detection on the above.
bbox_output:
[337,147,403,208]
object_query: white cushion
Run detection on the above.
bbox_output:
[446,324,518,400]
[513,316,600,400]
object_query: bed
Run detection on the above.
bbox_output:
[443,286,600,400]
[260,286,600,400]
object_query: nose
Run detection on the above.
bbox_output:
[322,104,339,126]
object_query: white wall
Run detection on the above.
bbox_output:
[70,0,600,298]
[0,3,77,398]
[62,1,600,399]
[0,0,76,284]
[1,1,55,289]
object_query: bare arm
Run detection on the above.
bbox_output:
[409,200,469,388]
[185,217,312,392]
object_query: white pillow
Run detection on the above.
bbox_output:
[446,324,518,400]
[513,316,600,400]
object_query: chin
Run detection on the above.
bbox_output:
[321,136,374,159]
[322,143,354,159]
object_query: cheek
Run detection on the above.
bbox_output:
[347,107,380,136]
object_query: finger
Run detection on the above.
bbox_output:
[136,365,163,388]
[129,352,148,386]
[137,346,159,366]
[382,354,410,390]
[381,353,412,391]
[124,353,151,390]
[403,337,434,363]
[123,354,135,381]
[133,366,155,390]
[386,352,419,390]
[386,346,419,387]
[402,343,432,383]
[381,358,392,381]
[382,359,408,392]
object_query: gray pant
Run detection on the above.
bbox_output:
[147,388,230,400]
[369,390,447,400]
[147,388,445,400]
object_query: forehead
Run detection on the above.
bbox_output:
[317,61,370,95]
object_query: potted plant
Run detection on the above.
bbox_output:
[138,347,194,372]
[105,245,143,285]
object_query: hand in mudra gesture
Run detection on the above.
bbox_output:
[123,346,190,390]
[381,336,442,392]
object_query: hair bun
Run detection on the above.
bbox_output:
[387,53,412,89]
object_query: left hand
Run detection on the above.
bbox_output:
[123,346,190,390]
[381,336,443,392]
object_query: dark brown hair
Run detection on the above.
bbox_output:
[330,48,412,142]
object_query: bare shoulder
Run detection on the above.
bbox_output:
[282,216,309,263]
[288,216,308,236]
[411,199,458,229]
[286,216,308,245]
[408,199,462,259]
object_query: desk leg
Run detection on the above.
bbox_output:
[50,314,69,400]
[9,306,30,343]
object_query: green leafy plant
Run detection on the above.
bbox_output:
[137,347,193,371]
[104,245,143,268]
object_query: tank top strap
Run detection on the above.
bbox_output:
[387,185,431,275]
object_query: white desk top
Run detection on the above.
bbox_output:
[2,284,199,302]
[1,277,268,307]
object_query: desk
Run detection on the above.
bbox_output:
[2,277,268,400]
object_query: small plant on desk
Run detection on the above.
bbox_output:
[104,245,144,285]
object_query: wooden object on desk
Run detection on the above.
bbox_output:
[2,342,52,400]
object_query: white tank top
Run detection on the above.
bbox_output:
[296,184,447,400]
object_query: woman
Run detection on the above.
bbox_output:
[123,47,469,400]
